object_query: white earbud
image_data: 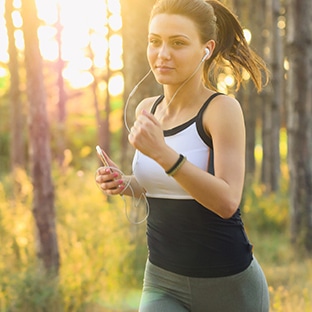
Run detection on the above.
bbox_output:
[201,48,210,62]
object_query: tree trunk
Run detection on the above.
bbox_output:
[232,0,259,180]
[270,0,283,191]
[5,0,26,171]
[102,23,112,156]
[21,0,60,273]
[55,3,67,167]
[261,0,283,192]
[286,0,312,252]
[88,30,111,157]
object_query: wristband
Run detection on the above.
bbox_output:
[165,154,187,176]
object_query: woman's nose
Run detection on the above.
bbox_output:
[157,44,171,60]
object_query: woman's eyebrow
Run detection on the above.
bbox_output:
[148,33,190,40]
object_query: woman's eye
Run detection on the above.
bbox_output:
[172,41,184,47]
[149,39,161,46]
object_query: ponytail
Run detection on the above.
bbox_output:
[204,0,269,92]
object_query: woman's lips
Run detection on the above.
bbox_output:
[155,65,174,73]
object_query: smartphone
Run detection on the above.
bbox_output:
[96,145,112,172]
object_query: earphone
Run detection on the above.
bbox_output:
[201,48,210,62]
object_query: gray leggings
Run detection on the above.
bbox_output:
[139,258,269,312]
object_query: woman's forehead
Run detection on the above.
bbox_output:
[149,14,199,39]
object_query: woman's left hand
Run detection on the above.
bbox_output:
[128,110,167,160]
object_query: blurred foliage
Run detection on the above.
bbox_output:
[243,162,290,233]
[0,159,146,311]
[241,146,312,312]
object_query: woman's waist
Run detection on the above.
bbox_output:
[147,231,253,278]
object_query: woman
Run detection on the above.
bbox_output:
[96,0,270,311]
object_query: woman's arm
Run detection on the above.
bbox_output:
[173,95,245,218]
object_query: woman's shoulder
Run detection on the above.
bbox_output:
[135,95,163,116]
[203,93,244,136]
[205,93,242,116]
[208,92,239,106]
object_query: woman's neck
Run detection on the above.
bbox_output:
[155,82,212,127]
[163,81,209,111]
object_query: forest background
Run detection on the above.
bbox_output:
[0,0,312,311]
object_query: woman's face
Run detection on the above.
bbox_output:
[148,14,207,86]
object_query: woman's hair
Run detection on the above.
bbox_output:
[150,0,269,92]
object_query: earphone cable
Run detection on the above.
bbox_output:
[95,167,149,224]
[124,69,152,133]
[98,56,206,224]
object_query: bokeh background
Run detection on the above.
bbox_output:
[0,0,311,311]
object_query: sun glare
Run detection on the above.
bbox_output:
[1,0,123,93]
[11,10,23,28]
[14,29,24,50]
[243,29,252,45]
[108,74,124,96]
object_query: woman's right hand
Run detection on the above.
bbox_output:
[95,147,126,195]
[95,167,126,195]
